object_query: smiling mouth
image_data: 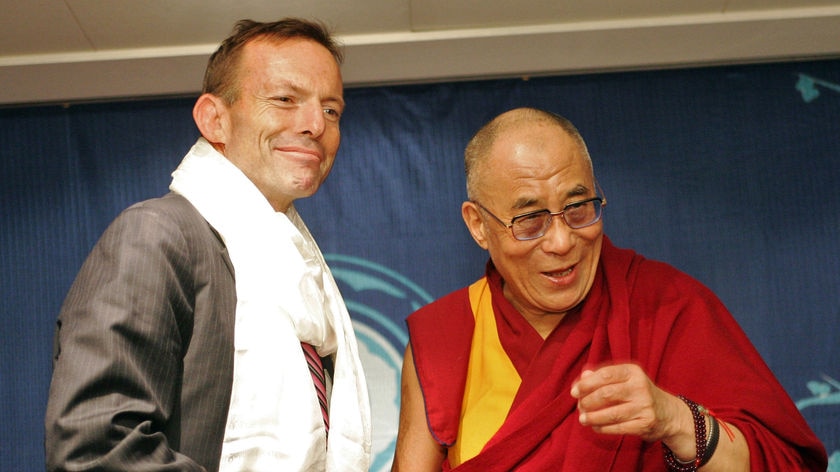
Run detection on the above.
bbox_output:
[282,149,319,158]
[276,145,323,161]
[545,267,574,279]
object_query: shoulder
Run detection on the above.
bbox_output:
[106,193,219,248]
[634,256,719,308]
[121,193,205,229]
[604,239,715,302]
[407,285,472,325]
[602,241,730,333]
[406,284,476,359]
[82,193,228,286]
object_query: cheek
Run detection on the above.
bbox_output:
[489,240,538,280]
[325,127,341,152]
[320,155,337,180]
[580,234,604,281]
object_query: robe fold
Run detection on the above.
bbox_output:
[406,237,827,471]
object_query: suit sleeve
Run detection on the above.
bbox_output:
[45,203,206,471]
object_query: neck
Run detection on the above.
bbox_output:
[523,312,566,339]
[503,285,567,339]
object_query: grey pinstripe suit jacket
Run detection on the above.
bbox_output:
[45,192,236,471]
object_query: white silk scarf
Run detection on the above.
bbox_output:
[170,138,371,471]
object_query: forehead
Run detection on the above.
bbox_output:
[238,37,343,94]
[474,120,594,209]
[487,122,589,180]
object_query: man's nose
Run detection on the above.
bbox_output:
[539,215,575,254]
[299,101,325,137]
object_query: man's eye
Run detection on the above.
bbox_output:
[514,211,548,227]
[324,108,341,120]
[518,212,544,222]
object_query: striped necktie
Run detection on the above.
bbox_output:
[301,342,329,433]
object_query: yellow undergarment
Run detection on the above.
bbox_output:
[449,278,522,467]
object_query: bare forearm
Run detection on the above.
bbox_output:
[392,346,446,471]
[698,421,749,471]
[661,397,749,471]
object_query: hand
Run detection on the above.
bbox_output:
[570,363,689,445]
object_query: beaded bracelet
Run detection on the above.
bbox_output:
[663,395,708,472]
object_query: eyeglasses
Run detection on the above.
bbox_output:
[474,197,606,241]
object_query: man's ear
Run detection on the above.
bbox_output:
[462,201,490,250]
[193,93,229,145]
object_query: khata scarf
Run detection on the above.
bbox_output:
[170,138,371,471]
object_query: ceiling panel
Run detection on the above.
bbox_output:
[0,1,90,55]
[1,0,839,106]
[64,0,411,49]
[727,0,840,9]
[410,0,726,31]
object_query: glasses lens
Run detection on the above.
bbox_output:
[511,210,551,240]
[508,198,603,240]
[564,199,601,228]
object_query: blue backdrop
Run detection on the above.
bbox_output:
[2,58,839,471]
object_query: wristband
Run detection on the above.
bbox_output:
[699,415,720,467]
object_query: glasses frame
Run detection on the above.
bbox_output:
[474,196,606,241]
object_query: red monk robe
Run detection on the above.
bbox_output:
[406,237,827,471]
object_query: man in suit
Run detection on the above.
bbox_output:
[45,18,371,471]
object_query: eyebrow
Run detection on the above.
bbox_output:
[510,184,592,211]
[511,197,539,211]
[326,95,346,111]
[266,79,299,96]
[566,184,590,198]
[268,80,345,109]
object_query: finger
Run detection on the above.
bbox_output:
[577,380,627,412]
[579,400,641,426]
[575,364,635,396]
[577,371,658,418]
[570,369,595,398]
[589,417,657,438]
[579,403,658,438]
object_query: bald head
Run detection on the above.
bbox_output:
[464,108,593,200]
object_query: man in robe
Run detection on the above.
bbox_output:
[391,107,826,471]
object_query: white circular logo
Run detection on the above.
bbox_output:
[326,254,434,472]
